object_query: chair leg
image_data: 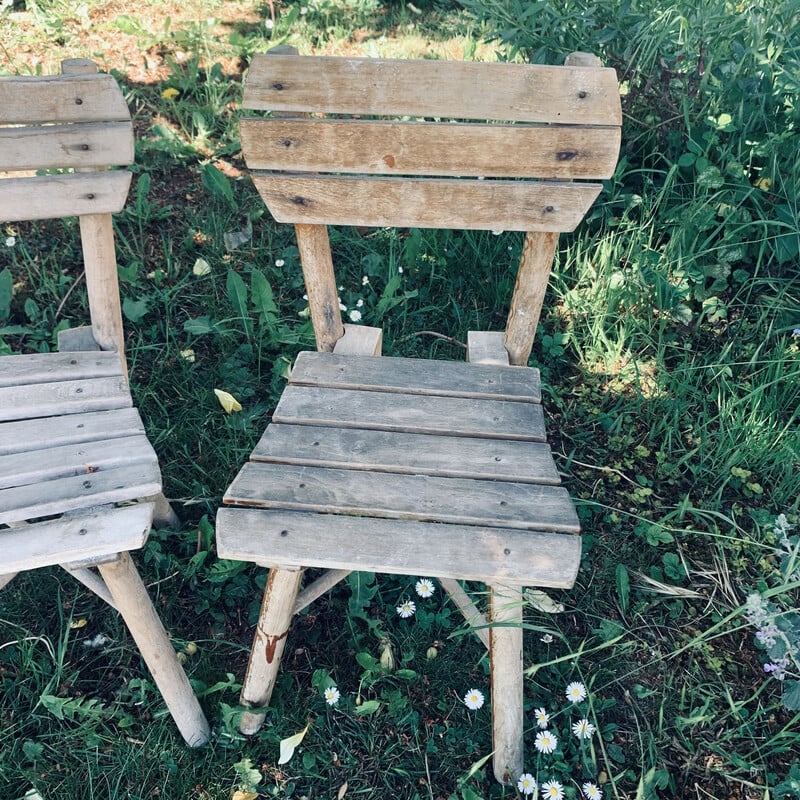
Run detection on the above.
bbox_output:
[0,573,18,590]
[97,552,210,747]
[148,493,182,530]
[239,567,303,735]
[489,582,524,785]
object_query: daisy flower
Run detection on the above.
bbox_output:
[534,707,550,728]
[463,689,484,710]
[565,681,587,704]
[573,718,596,739]
[415,578,436,598]
[517,773,537,796]
[540,633,554,644]
[397,599,416,618]
[324,686,340,706]
[4,236,15,248]
[541,780,564,800]
[534,729,558,754]
[582,782,602,800]
[349,309,362,322]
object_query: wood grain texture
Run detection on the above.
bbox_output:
[243,54,622,126]
[216,508,581,587]
[251,424,561,484]
[0,504,153,573]
[241,118,621,179]
[273,384,547,441]
[0,73,131,125]
[0,171,132,222]
[0,351,123,387]
[254,174,601,232]
[467,331,511,366]
[289,350,540,402]
[223,462,580,532]
[332,324,383,355]
[0,121,134,172]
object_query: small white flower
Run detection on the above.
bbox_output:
[4,236,15,248]
[415,578,435,598]
[339,301,347,311]
[356,298,364,307]
[324,686,340,705]
[534,707,550,728]
[362,275,370,285]
[566,681,587,703]
[265,17,274,28]
[397,599,416,618]
[540,633,554,644]
[517,773,537,795]
[179,348,196,363]
[82,633,110,649]
[398,266,404,273]
[463,688,484,710]
[275,258,285,267]
[573,718,596,739]
[541,779,564,800]
[534,729,558,754]
[582,782,602,800]
[348,309,362,323]
[491,229,503,235]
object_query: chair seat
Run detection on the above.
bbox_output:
[0,351,161,554]
[218,351,581,588]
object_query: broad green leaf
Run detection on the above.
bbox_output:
[122,296,149,323]
[201,162,235,206]
[251,269,278,320]
[353,699,381,716]
[0,268,13,321]
[278,723,309,765]
[616,564,630,613]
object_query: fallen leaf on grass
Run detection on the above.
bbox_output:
[278,723,309,765]
[214,389,242,413]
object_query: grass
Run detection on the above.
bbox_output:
[1,0,800,798]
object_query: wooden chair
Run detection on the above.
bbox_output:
[0,60,210,747]
[216,50,620,781]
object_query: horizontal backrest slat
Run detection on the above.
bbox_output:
[241,118,621,179]
[0,73,130,124]
[253,175,601,232]
[0,171,132,222]
[243,54,622,126]
[0,121,134,172]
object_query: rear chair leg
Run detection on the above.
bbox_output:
[239,567,304,735]
[489,582,524,784]
[98,552,210,747]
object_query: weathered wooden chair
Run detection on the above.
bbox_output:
[0,60,210,747]
[216,50,620,781]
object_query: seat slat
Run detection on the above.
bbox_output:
[252,424,561,484]
[241,119,622,180]
[0,171,132,223]
[0,375,131,422]
[0,351,123,388]
[243,54,622,126]
[224,462,579,532]
[0,434,157,490]
[290,351,541,402]
[0,503,153,574]
[274,385,546,441]
[217,508,581,587]
[0,461,162,525]
[254,174,601,232]
[0,408,145,456]
[0,121,134,172]
[0,73,131,125]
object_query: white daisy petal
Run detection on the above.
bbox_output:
[463,689,484,710]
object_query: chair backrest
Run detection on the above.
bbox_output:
[241,50,621,362]
[0,59,133,359]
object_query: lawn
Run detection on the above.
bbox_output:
[1,1,799,798]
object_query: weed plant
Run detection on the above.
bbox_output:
[1,0,800,798]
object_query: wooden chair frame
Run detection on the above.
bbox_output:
[0,59,209,747]
[218,49,621,781]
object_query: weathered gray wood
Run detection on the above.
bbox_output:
[243,54,622,126]
[0,504,152,573]
[57,326,101,352]
[98,552,211,747]
[216,508,581,587]
[0,171,132,223]
[293,568,352,614]
[0,121,134,172]
[0,573,18,590]
[241,118,622,180]
[60,565,118,609]
[0,376,131,422]
[252,424,561,484]
[254,174,601,233]
[439,577,490,649]
[223,462,579,532]
[273,385,547,441]
[332,324,382,356]
[0,434,156,490]
[467,331,511,366]
[0,461,161,525]
[289,351,540,402]
[0,408,145,456]
[0,351,123,387]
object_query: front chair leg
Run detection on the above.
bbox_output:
[98,552,210,747]
[489,582,524,784]
[239,567,304,735]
